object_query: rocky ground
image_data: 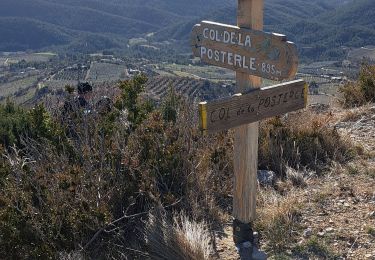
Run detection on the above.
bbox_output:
[215,105,375,259]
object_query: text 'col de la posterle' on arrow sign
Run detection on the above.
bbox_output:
[191,21,299,81]
[199,79,308,134]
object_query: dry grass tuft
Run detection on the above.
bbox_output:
[145,208,213,260]
[255,190,302,253]
[293,236,337,259]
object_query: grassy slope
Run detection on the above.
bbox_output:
[0,17,72,51]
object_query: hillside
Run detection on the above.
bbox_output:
[216,104,375,259]
[272,0,375,61]
[319,0,375,27]
[0,17,72,51]
[46,0,233,17]
[0,0,374,61]
[0,0,158,42]
[0,0,230,52]
[153,0,338,40]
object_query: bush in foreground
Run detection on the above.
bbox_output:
[0,75,232,259]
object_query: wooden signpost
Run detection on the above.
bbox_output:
[191,0,306,259]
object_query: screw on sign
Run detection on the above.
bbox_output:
[191,0,306,259]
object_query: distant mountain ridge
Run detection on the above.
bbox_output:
[0,0,374,61]
[154,0,336,42]
[156,0,375,61]
[0,0,231,52]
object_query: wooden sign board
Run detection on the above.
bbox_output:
[191,21,299,81]
[199,79,307,134]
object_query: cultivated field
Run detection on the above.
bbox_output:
[157,63,235,82]
[43,80,79,91]
[0,56,349,108]
[86,62,128,82]
[308,94,340,106]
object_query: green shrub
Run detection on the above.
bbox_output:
[162,85,179,123]
[359,64,375,101]
[115,74,154,131]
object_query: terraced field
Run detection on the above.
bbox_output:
[146,76,233,101]
[348,46,375,63]
[53,68,88,81]
[308,94,340,106]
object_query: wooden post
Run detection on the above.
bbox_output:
[233,0,263,240]
[191,1,300,257]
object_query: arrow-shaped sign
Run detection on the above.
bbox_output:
[191,21,299,81]
[199,79,307,134]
